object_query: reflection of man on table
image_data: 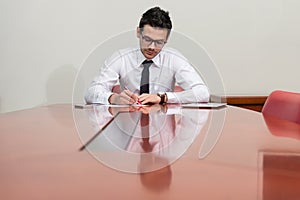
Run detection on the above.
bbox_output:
[86,105,209,170]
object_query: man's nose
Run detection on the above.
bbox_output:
[149,41,156,49]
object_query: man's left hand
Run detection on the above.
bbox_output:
[138,94,160,104]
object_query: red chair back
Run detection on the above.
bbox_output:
[112,85,121,94]
[263,114,300,140]
[262,90,300,124]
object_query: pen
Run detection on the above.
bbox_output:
[124,87,140,104]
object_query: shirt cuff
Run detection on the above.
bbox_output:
[165,92,178,103]
[92,92,113,104]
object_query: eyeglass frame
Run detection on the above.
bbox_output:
[140,31,167,48]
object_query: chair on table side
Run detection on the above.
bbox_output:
[263,114,300,140]
[262,90,300,140]
[112,85,184,94]
[262,90,300,124]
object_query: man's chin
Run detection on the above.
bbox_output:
[142,50,158,59]
[145,53,157,59]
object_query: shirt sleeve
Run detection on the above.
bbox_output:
[165,49,210,103]
[84,52,122,104]
[166,85,210,103]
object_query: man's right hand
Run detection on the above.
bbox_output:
[109,88,138,104]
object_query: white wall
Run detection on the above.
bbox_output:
[1,0,299,113]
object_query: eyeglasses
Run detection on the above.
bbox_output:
[140,32,167,48]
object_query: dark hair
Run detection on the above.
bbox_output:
[139,7,172,34]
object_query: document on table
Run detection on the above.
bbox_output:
[181,102,226,109]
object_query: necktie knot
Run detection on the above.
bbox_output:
[142,60,153,65]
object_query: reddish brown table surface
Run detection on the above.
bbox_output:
[1,104,300,200]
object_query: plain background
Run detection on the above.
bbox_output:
[1,0,299,113]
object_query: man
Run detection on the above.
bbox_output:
[85,7,209,105]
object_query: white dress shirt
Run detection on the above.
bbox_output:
[85,47,210,104]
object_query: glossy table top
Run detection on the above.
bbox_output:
[1,104,300,200]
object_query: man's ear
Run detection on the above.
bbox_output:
[136,27,141,38]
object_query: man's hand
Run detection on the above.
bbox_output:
[109,88,138,104]
[138,93,161,105]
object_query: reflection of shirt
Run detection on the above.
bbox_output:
[126,109,209,157]
[127,114,176,153]
[85,106,210,173]
[85,47,210,104]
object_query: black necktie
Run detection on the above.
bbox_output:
[140,60,153,94]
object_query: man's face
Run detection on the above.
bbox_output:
[137,25,169,59]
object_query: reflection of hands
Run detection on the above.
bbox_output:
[109,88,138,104]
[138,94,160,105]
[138,104,167,114]
[108,106,137,116]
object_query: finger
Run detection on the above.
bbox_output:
[130,93,139,102]
[139,106,150,114]
[120,97,134,104]
[138,93,148,99]
[120,91,135,102]
[119,92,131,102]
[138,94,149,102]
[124,90,139,102]
[124,89,133,97]
[128,106,138,112]
[140,96,153,104]
[117,97,129,104]
[118,93,134,104]
[140,94,157,104]
[121,93,135,104]
[141,99,151,105]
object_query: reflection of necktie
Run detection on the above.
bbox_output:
[140,113,153,152]
[140,60,153,94]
